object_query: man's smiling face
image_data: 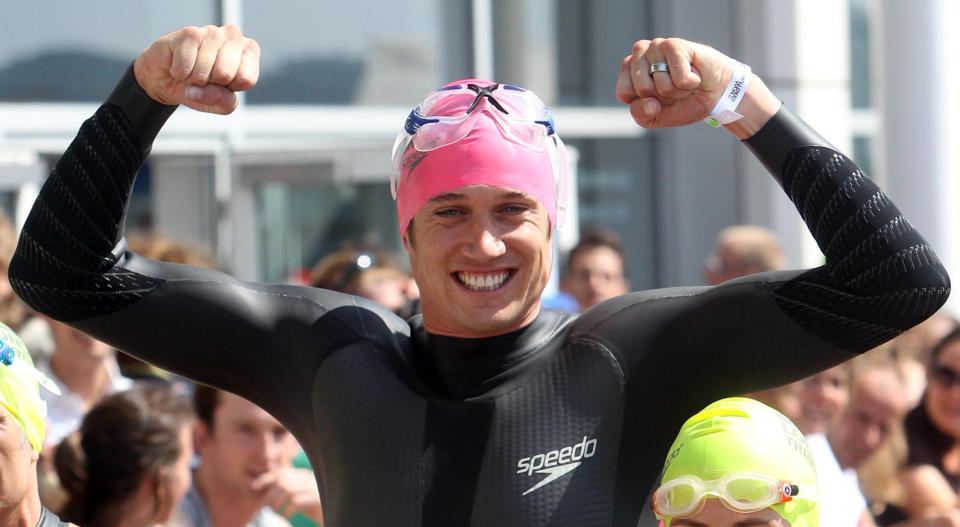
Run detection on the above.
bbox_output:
[404,184,552,338]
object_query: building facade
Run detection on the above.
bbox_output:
[0,0,955,314]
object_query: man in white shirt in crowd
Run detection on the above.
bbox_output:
[172,385,323,527]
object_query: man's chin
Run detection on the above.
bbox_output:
[456,306,539,336]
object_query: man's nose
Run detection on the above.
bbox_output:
[252,431,282,463]
[861,425,883,451]
[466,219,506,259]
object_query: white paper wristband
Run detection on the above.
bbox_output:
[706,61,751,127]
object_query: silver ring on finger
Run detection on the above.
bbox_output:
[648,62,669,75]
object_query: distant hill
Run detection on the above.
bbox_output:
[0,50,130,102]
[247,56,364,104]
[0,50,363,104]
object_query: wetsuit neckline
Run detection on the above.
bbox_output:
[411,309,574,399]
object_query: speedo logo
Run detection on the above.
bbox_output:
[516,436,597,496]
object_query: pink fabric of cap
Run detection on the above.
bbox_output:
[395,79,557,235]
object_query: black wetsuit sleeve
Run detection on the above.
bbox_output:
[578,105,950,397]
[7,67,409,432]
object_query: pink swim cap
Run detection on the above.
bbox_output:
[392,79,566,235]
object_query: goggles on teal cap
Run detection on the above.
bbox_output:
[0,322,60,453]
[655,397,819,527]
[654,471,800,518]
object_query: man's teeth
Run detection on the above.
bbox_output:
[457,271,510,291]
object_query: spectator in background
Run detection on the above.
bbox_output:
[0,208,27,332]
[172,385,323,527]
[30,317,135,513]
[703,225,786,285]
[899,327,960,518]
[889,312,959,410]
[310,248,419,319]
[560,228,630,312]
[55,384,194,527]
[0,322,70,526]
[127,233,220,269]
[36,319,134,448]
[753,363,851,437]
[810,357,907,527]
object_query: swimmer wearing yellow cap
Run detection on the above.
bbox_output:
[654,397,820,527]
[0,322,69,526]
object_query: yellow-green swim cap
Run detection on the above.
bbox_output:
[657,397,819,527]
[0,322,59,453]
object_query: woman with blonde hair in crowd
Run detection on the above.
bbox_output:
[54,383,194,527]
[310,247,420,318]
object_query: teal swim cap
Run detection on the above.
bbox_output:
[657,397,819,527]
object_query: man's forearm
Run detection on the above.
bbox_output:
[9,68,175,321]
[743,107,950,351]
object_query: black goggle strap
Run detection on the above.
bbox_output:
[466,83,509,114]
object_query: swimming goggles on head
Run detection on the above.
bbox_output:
[390,82,561,195]
[402,82,555,150]
[653,472,800,519]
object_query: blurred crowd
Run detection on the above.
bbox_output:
[2,203,959,527]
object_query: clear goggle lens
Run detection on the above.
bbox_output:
[403,83,555,152]
[388,82,569,230]
[653,473,799,519]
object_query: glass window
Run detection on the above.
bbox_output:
[852,136,873,177]
[849,0,872,108]
[565,137,657,290]
[256,179,402,283]
[554,0,649,106]
[0,1,218,102]
[490,0,558,104]
[242,0,470,105]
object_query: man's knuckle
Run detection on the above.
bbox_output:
[181,26,204,40]
[233,77,254,90]
[662,38,683,52]
[223,23,242,37]
[210,70,232,85]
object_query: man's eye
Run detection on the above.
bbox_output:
[501,205,527,214]
[436,209,461,216]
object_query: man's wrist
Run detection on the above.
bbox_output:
[104,64,178,155]
[722,75,781,140]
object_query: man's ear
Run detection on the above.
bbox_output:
[193,419,212,454]
[402,220,415,251]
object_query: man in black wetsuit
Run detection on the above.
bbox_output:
[8,26,951,526]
